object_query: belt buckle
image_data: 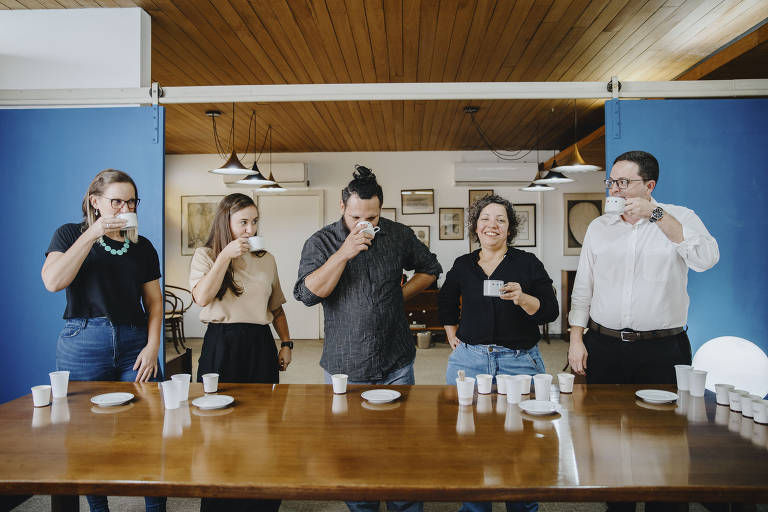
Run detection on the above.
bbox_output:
[620,330,637,342]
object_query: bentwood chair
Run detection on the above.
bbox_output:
[164,285,192,354]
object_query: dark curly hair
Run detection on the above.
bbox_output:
[341,164,383,206]
[467,194,519,246]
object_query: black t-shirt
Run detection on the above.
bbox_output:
[46,223,162,325]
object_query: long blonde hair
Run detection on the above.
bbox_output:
[81,169,139,244]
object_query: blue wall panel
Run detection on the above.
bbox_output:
[604,98,768,354]
[0,106,165,403]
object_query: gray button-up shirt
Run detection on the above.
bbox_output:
[294,217,442,380]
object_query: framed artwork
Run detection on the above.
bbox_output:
[512,203,536,247]
[180,195,225,256]
[468,189,493,206]
[380,208,396,222]
[401,189,434,215]
[563,193,605,255]
[410,225,430,248]
[439,208,465,240]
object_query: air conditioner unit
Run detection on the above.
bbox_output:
[223,163,308,188]
[454,162,537,186]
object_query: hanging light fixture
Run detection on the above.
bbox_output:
[534,150,575,184]
[208,105,263,177]
[552,99,602,173]
[521,123,555,192]
[233,110,275,186]
[245,123,285,192]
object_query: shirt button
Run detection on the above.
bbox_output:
[489,347,494,353]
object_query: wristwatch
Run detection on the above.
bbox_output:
[649,206,664,223]
[280,341,294,349]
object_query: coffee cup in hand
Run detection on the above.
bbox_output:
[604,196,626,215]
[355,221,380,238]
[483,280,503,297]
[248,236,265,252]
[117,212,138,228]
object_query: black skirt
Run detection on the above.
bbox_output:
[196,323,279,384]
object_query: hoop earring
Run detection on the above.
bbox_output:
[95,209,100,217]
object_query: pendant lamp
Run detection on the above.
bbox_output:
[247,124,285,192]
[235,112,276,186]
[208,106,261,176]
[551,100,602,173]
[534,152,574,184]
[521,126,556,192]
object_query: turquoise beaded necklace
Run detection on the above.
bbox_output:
[98,236,130,256]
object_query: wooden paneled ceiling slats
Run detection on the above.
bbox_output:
[414,0,438,82]
[402,0,421,82]
[313,0,354,83]
[384,0,404,82]
[429,0,459,82]
[326,0,364,83]
[343,0,376,83]
[288,1,346,84]
[365,0,390,83]
[440,0,477,82]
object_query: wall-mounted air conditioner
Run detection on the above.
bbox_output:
[223,163,308,188]
[454,162,537,186]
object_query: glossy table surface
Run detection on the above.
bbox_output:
[1,381,767,502]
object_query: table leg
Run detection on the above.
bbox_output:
[51,495,78,512]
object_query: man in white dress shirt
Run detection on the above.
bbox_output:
[568,150,719,384]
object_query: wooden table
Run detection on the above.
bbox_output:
[1,382,767,504]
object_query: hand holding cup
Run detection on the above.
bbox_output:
[222,237,251,260]
[339,224,372,261]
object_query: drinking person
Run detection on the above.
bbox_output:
[42,169,166,512]
[439,194,558,512]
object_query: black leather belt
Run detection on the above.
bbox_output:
[588,319,684,342]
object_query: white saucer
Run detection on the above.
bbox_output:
[361,389,401,404]
[635,389,678,404]
[518,400,561,416]
[90,392,134,407]
[192,394,234,410]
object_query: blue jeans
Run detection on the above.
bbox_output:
[56,317,165,512]
[447,343,543,512]
[325,362,420,512]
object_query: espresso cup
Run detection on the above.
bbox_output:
[248,236,265,251]
[355,221,380,238]
[604,196,626,215]
[483,280,503,297]
[117,212,138,228]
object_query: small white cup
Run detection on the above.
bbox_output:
[496,374,510,395]
[517,374,532,394]
[49,371,70,399]
[161,380,181,410]
[604,196,626,215]
[752,399,768,425]
[714,383,735,405]
[729,389,747,411]
[331,374,348,394]
[171,373,191,401]
[674,364,692,391]
[476,374,492,394]
[456,376,475,406]
[332,394,348,415]
[31,385,52,407]
[505,376,523,404]
[557,373,575,394]
[117,212,138,228]
[742,394,761,418]
[248,235,265,251]
[688,369,707,397]
[483,280,503,297]
[202,373,219,394]
[355,221,380,238]
[533,373,553,401]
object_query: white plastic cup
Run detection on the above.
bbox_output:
[729,389,747,412]
[456,376,475,406]
[49,371,70,399]
[533,373,553,401]
[752,399,768,425]
[674,364,692,391]
[117,212,138,228]
[496,374,510,395]
[604,196,626,214]
[248,235,265,251]
[202,373,219,394]
[505,375,523,404]
[714,383,735,405]
[331,374,348,394]
[332,394,348,415]
[31,385,51,407]
[557,373,575,394]
[161,380,181,410]
[171,373,191,401]
[688,369,707,397]
[742,394,761,418]
[476,374,492,394]
[518,374,532,394]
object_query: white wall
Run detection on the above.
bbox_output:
[0,8,151,89]
[167,151,605,338]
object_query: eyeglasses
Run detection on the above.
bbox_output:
[103,197,140,209]
[604,178,645,190]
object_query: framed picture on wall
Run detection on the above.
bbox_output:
[439,208,465,240]
[513,203,536,247]
[410,226,430,248]
[468,189,493,206]
[380,208,396,222]
[401,189,434,214]
[563,193,604,255]
[181,195,225,255]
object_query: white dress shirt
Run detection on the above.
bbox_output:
[568,199,719,331]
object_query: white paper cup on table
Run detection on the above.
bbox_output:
[688,370,707,397]
[331,374,348,394]
[248,235,265,251]
[518,374,532,394]
[476,374,492,394]
[729,389,747,411]
[496,374,510,395]
[31,385,51,407]
[171,374,191,401]
[674,364,692,391]
[202,373,219,394]
[48,371,69,399]
[332,394,348,415]
[714,383,735,405]
[742,394,761,418]
[752,399,768,425]
[456,376,475,406]
[533,374,553,401]
[505,375,523,404]
[604,196,626,214]
[161,380,181,410]
[557,373,575,394]
[117,212,138,228]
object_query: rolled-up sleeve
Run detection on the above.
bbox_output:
[672,207,719,272]
[293,236,327,307]
[438,261,462,325]
[526,257,559,325]
[568,225,595,329]
[403,229,442,278]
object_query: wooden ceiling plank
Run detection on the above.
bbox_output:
[264,0,329,83]
[344,0,376,82]
[363,0,390,82]
[391,99,404,149]
[472,0,534,81]
[358,100,386,150]
[288,0,348,83]
[454,0,498,82]
[0,0,28,8]
[415,0,439,81]
[326,0,365,82]
[411,101,426,150]
[441,0,477,82]
[339,101,369,150]
[271,103,326,152]
[384,0,403,81]
[402,0,420,82]
[152,45,199,86]
[319,102,359,150]
[427,0,460,82]
[382,100,398,150]
[493,0,554,81]
[290,101,342,151]
[165,104,221,154]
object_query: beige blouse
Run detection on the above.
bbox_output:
[189,247,286,325]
